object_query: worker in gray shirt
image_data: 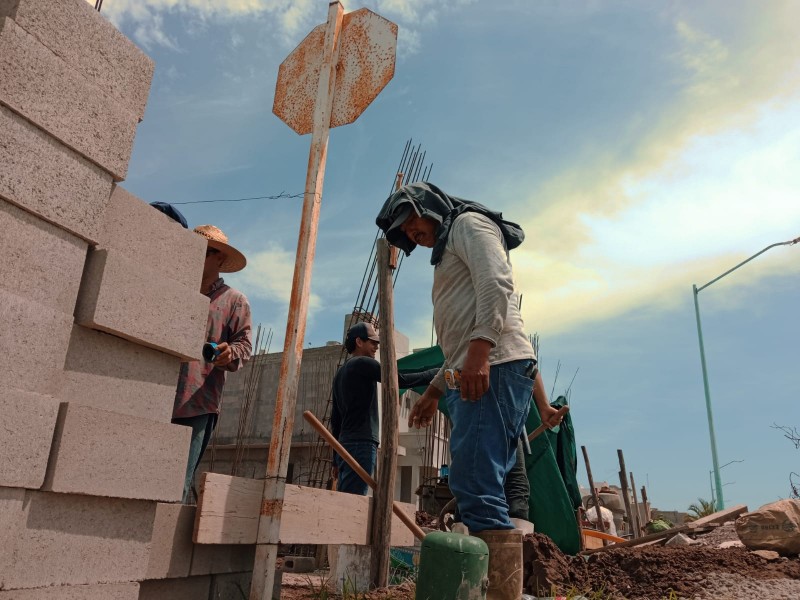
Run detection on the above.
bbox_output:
[376,182,562,600]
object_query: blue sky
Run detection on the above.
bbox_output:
[95,0,800,513]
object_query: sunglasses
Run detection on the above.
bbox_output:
[206,248,221,257]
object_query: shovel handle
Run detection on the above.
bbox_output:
[527,405,570,441]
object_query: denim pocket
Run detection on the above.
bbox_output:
[495,364,533,439]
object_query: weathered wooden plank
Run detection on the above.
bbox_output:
[194,472,415,547]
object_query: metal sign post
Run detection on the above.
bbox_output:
[250,3,396,598]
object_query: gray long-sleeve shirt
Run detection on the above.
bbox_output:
[431,212,535,392]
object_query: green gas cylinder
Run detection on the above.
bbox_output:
[415,531,488,600]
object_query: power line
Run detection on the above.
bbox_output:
[171,191,305,205]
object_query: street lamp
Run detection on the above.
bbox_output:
[693,236,799,511]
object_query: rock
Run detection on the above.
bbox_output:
[665,533,699,547]
[751,550,781,561]
[717,540,745,549]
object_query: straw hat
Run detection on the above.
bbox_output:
[193,225,247,273]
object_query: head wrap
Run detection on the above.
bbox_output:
[376,182,525,265]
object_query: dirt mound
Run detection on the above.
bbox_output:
[523,532,800,599]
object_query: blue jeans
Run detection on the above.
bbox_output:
[335,440,378,496]
[173,413,218,504]
[446,360,533,532]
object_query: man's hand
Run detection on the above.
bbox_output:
[538,404,563,429]
[460,339,492,401]
[331,463,339,479]
[212,342,234,368]
[409,387,442,429]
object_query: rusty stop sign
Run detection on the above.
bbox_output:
[250,3,397,599]
[273,8,398,135]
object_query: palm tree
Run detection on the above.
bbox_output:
[685,498,716,521]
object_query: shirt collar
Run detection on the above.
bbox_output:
[206,277,225,296]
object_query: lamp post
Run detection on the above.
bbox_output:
[693,236,799,511]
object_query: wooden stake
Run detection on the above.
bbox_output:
[580,446,606,536]
[249,4,343,599]
[617,449,636,539]
[629,471,642,537]
[370,239,400,588]
[641,485,651,522]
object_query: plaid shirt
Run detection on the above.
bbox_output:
[172,278,252,418]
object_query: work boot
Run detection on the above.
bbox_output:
[473,528,523,600]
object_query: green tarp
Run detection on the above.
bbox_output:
[397,346,581,554]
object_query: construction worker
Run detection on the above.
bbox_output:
[172,225,252,504]
[376,182,562,600]
[331,321,437,495]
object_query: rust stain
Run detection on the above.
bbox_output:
[261,498,284,517]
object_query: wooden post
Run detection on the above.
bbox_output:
[580,446,606,536]
[641,485,651,522]
[617,449,636,539]
[629,472,642,537]
[249,4,343,599]
[369,239,400,588]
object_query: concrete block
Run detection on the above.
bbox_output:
[190,544,255,576]
[1,288,73,396]
[1,198,88,312]
[0,390,60,489]
[281,556,316,573]
[57,324,181,423]
[138,576,211,600]
[145,503,195,580]
[98,186,206,290]
[0,17,138,180]
[75,249,208,361]
[0,0,154,119]
[43,403,191,502]
[327,544,371,594]
[210,572,253,600]
[0,105,113,243]
[0,490,156,589]
[0,583,139,599]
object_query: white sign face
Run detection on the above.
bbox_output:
[273,8,397,135]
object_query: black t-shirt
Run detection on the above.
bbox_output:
[330,356,437,445]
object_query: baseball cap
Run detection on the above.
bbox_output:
[385,201,419,245]
[346,322,380,345]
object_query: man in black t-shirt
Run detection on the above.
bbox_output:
[331,322,436,495]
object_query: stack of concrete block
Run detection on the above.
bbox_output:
[0,0,255,597]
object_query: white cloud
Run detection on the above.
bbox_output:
[514,95,800,335]
[89,0,475,55]
[231,243,322,314]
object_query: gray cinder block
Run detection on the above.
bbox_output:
[57,325,181,423]
[210,572,254,600]
[138,576,212,600]
[42,403,191,502]
[0,583,139,599]
[0,0,154,120]
[190,544,256,577]
[0,198,88,313]
[0,390,60,489]
[0,105,113,243]
[144,503,196,580]
[98,186,206,290]
[0,489,156,589]
[0,17,138,180]
[75,249,208,361]
[1,287,73,396]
